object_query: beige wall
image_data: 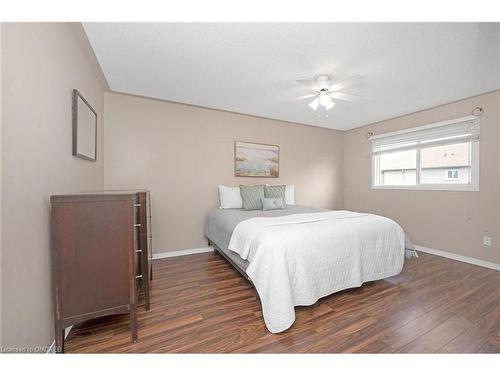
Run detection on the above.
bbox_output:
[344,90,500,264]
[0,23,105,349]
[104,92,344,253]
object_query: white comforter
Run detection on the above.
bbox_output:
[228,210,405,333]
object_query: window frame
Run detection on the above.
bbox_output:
[371,117,480,192]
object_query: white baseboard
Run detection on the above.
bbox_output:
[46,326,73,354]
[153,246,213,260]
[414,245,500,271]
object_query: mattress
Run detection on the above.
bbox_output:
[204,205,325,270]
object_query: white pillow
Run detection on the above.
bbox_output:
[218,185,243,209]
[285,184,295,205]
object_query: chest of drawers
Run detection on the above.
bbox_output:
[50,190,152,353]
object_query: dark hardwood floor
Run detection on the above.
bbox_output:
[65,251,500,353]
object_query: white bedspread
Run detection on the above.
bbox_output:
[228,210,405,333]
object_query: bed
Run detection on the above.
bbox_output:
[204,205,405,333]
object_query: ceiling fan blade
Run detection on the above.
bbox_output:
[297,93,317,100]
[296,78,314,86]
[328,75,363,92]
[328,92,362,102]
[296,78,320,91]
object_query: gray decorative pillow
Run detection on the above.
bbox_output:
[264,185,286,200]
[240,185,265,210]
[261,197,285,211]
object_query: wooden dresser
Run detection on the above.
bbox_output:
[50,190,152,353]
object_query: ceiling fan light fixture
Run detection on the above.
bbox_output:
[318,91,330,106]
[324,100,335,110]
[308,98,320,111]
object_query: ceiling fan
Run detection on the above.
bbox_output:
[296,74,362,111]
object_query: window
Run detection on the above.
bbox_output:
[371,116,479,191]
[445,169,459,180]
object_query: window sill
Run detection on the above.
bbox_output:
[371,184,479,192]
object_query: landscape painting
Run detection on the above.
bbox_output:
[235,141,279,177]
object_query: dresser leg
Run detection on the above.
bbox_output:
[55,326,65,353]
[144,285,151,311]
[130,306,138,343]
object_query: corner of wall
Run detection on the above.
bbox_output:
[341,130,347,210]
[70,23,110,92]
[71,23,108,192]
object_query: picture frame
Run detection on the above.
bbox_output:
[72,89,97,161]
[234,141,280,178]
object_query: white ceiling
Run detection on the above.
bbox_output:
[83,23,500,131]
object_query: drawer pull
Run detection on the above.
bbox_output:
[134,224,141,227]
[135,249,142,253]
[136,275,143,279]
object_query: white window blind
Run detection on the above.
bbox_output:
[371,116,480,155]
